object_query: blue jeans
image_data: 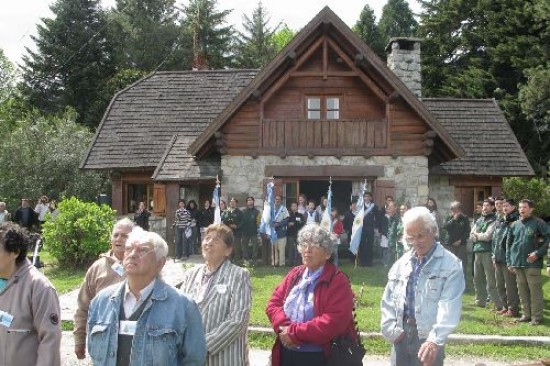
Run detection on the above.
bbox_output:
[391,321,444,366]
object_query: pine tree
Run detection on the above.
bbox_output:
[352,4,384,58]
[272,24,295,53]
[108,0,190,71]
[183,0,234,69]
[19,0,115,127]
[233,2,278,69]
[378,0,418,45]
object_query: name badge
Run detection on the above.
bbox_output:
[119,320,137,336]
[0,310,14,328]
[216,284,227,294]
[111,262,124,277]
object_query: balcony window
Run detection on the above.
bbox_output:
[306,96,340,120]
[307,97,321,119]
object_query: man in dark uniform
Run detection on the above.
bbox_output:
[359,192,380,267]
[13,198,38,230]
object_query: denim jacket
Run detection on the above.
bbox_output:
[87,279,206,366]
[381,243,465,346]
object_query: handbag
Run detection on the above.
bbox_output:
[326,271,365,366]
[326,334,365,366]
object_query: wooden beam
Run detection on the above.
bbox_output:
[323,39,328,80]
[325,37,388,103]
[424,130,437,139]
[264,165,385,178]
[290,71,358,77]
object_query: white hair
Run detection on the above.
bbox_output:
[402,206,439,236]
[297,223,334,255]
[126,227,168,260]
[113,217,135,231]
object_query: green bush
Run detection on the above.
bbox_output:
[502,177,550,219]
[42,197,116,268]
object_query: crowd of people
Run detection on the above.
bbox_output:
[0,188,549,366]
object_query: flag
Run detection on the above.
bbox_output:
[259,181,277,243]
[320,184,332,233]
[212,184,221,224]
[349,181,366,255]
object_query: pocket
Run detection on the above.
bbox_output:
[147,326,178,363]
[88,324,110,360]
[427,271,450,300]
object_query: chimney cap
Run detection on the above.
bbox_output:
[385,37,423,52]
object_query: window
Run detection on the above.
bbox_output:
[307,97,321,119]
[127,184,154,213]
[306,96,340,120]
[326,97,339,119]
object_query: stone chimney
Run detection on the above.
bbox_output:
[386,37,422,97]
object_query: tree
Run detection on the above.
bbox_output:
[233,2,279,69]
[0,49,17,104]
[19,0,115,127]
[271,23,295,52]
[353,4,384,58]
[417,0,549,174]
[108,0,191,71]
[378,0,418,45]
[183,0,234,69]
[0,109,108,210]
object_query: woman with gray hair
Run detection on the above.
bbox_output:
[266,223,357,366]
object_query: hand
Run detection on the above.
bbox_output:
[418,341,439,366]
[452,240,461,247]
[508,266,515,274]
[75,344,86,359]
[230,224,237,229]
[527,252,538,263]
[278,326,296,348]
[394,332,405,344]
[453,213,460,220]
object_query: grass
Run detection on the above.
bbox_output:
[42,250,550,361]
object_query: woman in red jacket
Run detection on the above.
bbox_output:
[266,223,356,366]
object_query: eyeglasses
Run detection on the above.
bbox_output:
[298,243,322,251]
[404,231,430,243]
[124,245,155,258]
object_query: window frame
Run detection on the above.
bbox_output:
[305,95,341,120]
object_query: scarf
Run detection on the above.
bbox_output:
[283,267,324,323]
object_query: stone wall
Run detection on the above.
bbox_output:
[428,175,455,213]
[220,155,429,207]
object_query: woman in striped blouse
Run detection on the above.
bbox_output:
[179,224,252,366]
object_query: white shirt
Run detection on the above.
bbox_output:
[123,279,156,318]
[35,203,49,221]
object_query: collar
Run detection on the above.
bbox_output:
[124,278,156,303]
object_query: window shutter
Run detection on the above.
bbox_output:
[153,184,166,215]
[374,179,395,208]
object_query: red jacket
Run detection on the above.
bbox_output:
[265,263,356,365]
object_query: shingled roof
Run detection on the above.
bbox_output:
[80,70,257,176]
[424,98,534,176]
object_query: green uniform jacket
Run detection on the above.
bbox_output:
[471,213,496,253]
[387,214,402,249]
[222,208,244,236]
[241,207,260,236]
[491,211,518,263]
[506,216,550,268]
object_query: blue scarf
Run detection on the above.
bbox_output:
[283,267,324,323]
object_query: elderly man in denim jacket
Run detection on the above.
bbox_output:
[87,228,206,366]
[381,207,465,366]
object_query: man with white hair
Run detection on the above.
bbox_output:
[0,201,10,224]
[87,229,206,365]
[74,218,135,359]
[381,207,465,366]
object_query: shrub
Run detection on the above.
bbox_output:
[42,197,116,268]
[502,177,550,219]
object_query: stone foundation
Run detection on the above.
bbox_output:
[428,175,455,213]
[221,155,429,206]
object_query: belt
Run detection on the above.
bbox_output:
[404,315,416,325]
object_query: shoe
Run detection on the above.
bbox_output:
[496,308,508,315]
[529,319,542,326]
[503,310,520,317]
[515,316,531,323]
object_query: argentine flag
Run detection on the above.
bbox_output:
[320,185,332,233]
[259,181,277,243]
[212,184,221,224]
[349,182,366,255]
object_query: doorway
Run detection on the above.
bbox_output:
[297,180,353,215]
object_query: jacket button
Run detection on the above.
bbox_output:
[109,351,115,357]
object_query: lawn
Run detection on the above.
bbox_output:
[43,251,550,361]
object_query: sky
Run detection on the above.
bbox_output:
[1,0,421,65]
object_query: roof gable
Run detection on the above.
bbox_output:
[188,6,464,160]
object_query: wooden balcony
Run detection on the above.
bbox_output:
[261,119,388,155]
